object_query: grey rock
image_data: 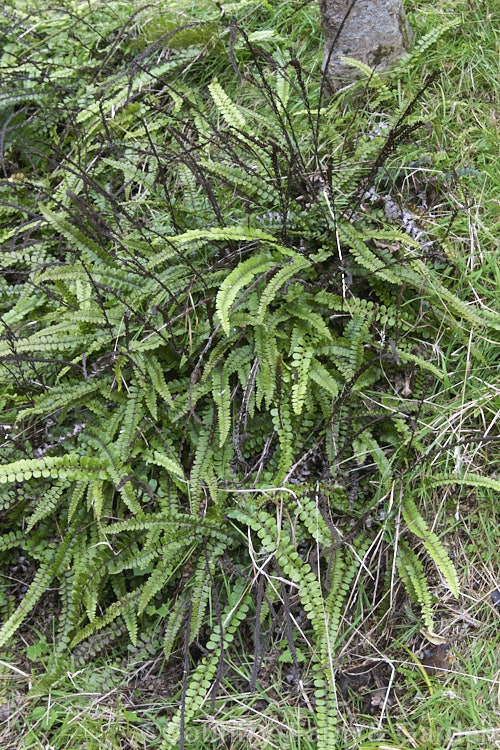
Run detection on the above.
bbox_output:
[320,0,413,92]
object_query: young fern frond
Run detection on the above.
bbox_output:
[212,366,231,447]
[396,540,434,632]
[257,256,311,322]
[424,473,500,494]
[209,79,249,133]
[163,591,190,661]
[403,495,459,598]
[216,254,276,335]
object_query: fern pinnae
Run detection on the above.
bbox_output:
[309,358,341,400]
[146,356,175,407]
[216,254,276,336]
[295,492,336,548]
[163,591,190,661]
[39,205,119,268]
[212,366,231,447]
[137,551,184,616]
[25,480,70,532]
[254,323,278,410]
[290,337,314,416]
[402,495,459,598]
[188,540,228,643]
[0,531,75,649]
[160,580,252,750]
[208,78,256,152]
[70,589,142,649]
[256,256,311,322]
[424,472,500,494]
[146,450,186,484]
[189,409,216,512]
[397,540,434,632]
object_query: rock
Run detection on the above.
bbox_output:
[319,0,414,93]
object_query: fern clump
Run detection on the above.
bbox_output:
[0,2,491,747]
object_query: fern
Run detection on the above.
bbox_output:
[391,18,461,74]
[216,254,276,335]
[209,79,249,133]
[189,539,228,642]
[212,366,231,447]
[309,358,341,400]
[160,580,252,750]
[200,160,277,204]
[0,535,74,649]
[396,540,434,632]
[257,257,311,322]
[424,473,500,494]
[290,337,314,416]
[402,495,459,598]
[254,323,278,409]
[163,591,190,660]
[146,449,186,483]
[0,455,108,484]
[0,5,493,742]
[270,403,294,483]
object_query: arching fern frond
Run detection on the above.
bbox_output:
[216,254,276,335]
[402,495,459,598]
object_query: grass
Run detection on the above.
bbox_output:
[0,0,499,748]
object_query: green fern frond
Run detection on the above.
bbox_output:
[291,338,314,416]
[270,404,294,483]
[212,366,231,447]
[138,549,186,616]
[189,540,228,643]
[200,161,277,204]
[392,18,461,74]
[160,580,251,750]
[209,79,249,133]
[424,473,500,494]
[309,358,341,400]
[116,384,143,457]
[163,591,190,660]
[295,492,336,548]
[402,495,459,598]
[257,257,311,322]
[70,589,142,648]
[254,323,278,409]
[216,254,276,335]
[25,480,71,532]
[396,540,434,632]
[0,454,108,485]
[0,535,74,648]
[146,449,186,483]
